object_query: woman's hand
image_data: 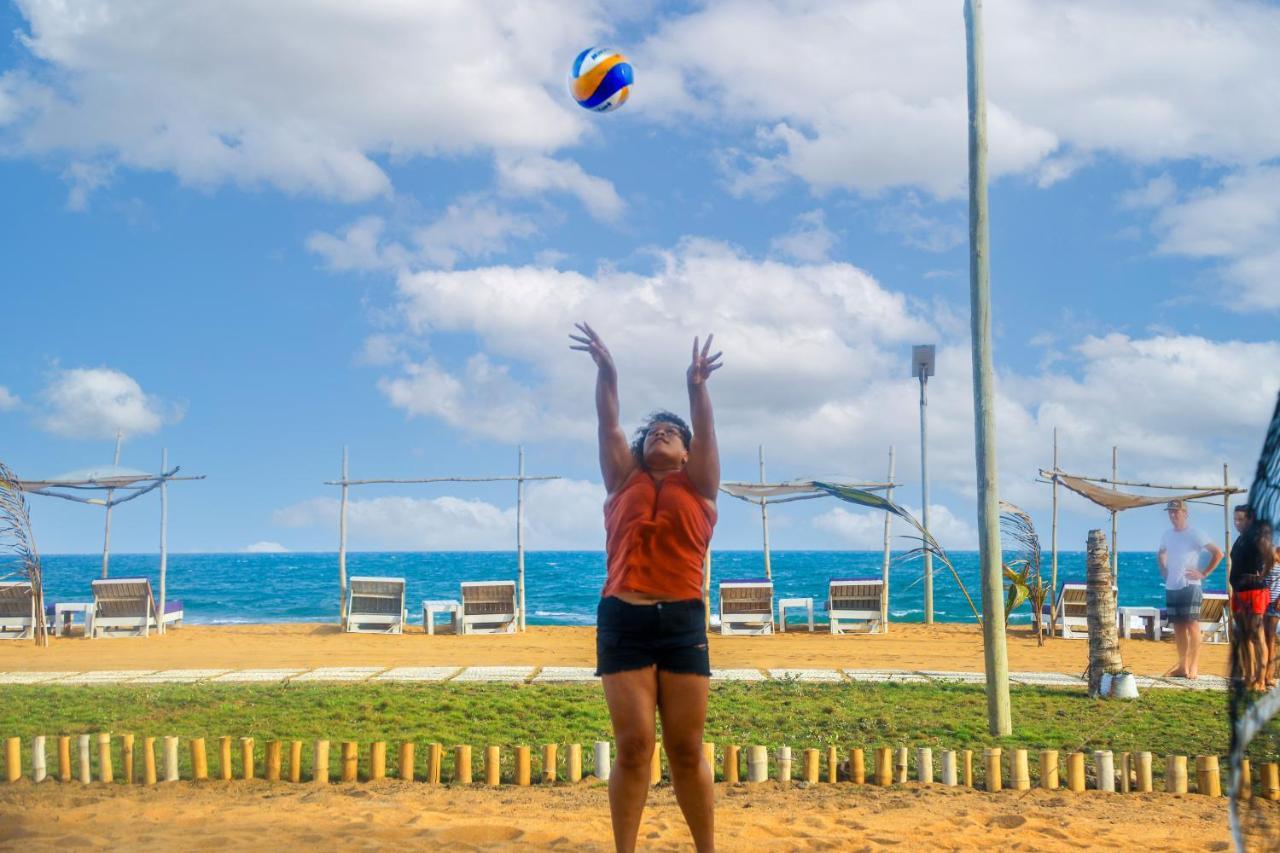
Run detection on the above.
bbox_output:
[686,333,723,386]
[569,322,616,377]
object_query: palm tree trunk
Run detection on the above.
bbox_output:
[1086,529,1123,696]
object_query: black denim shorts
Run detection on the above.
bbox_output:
[595,596,711,677]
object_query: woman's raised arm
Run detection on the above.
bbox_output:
[685,333,723,502]
[570,322,636,494]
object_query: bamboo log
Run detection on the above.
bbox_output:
[369,742,385,781]
[1166,755,1187,794]
[163,737,179,782]
[1039,750,1058,790]
[1011,749,1029,791]
[594,742,610,782]
[567,743,581,783]
[241,738,255,781]
[120,734,134,785]
[290,741,303,783]
[874,747,892,787]
[894,746,908,784]
[941,750,957,786]
[266,741,282,782]
[191,737,208,781]
[984,748,1002,792]
[96,732,113,783]
[650,746,662,786]
[485,746,500,786]
[1094,751,1114,793]
[1261,762,1279,801]
[1136,752,1152,793]
[703,742,715,781]
[58,735,71,783]
[850,747,865,785]
[4,737,19,783]
[516,746,531,786]
[542,744,557,784]
[775,746,791,785]
[341,742,358,783]
[724,745,740,784]
[827,746,838,784]
[746,746,768,783]
[429,743,444,785]
[398,742,413,782]
[455,745,472,784]
[220,736,233,781]
[1119,752,1131,794]
[142,737,156,785]
[1196,756,1221,797]
[313,740,330,784]
[801,748,819,784]
[77,734,91,784]
[962,749,974,787]
[1238,758,1251,801]
[917,747,933,785]
[1067,752,1085,792]
[32,736,46,783]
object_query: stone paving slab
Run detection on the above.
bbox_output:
[0,671,76,684]
[917,670,988,684]
[57,670,157,685]
[843,669,930,683]
[766,668,844,682]
[710,668,766,682]
[372,667,461,682]
[452,666,536,683]
[211,669,306,683]
[292,667,386,682]
[531,666,598,682]
[129,669,230,684]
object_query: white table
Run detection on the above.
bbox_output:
[422,599,461,635]
[1118,606,1161,640]
[53,603,94,638]
[777,597,814,633]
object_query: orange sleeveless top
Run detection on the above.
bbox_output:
[602,467,716,601]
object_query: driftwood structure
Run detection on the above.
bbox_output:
[1085,530,1123,697]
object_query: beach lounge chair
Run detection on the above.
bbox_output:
[1041,582,1090,639]
[344,576,407,634]
[0,581,36,640]
[90,577,183,638]
[718,578,774,636]
[1160,590,1230,644]
[826,578,884,634]
[459,580,518,634]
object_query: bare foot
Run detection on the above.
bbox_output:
[1186,671,1199,680]
[1166,667,1187,678]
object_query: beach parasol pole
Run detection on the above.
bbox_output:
[964,0,1012,736]
[1111,446,1119,581]
[1222,463,1231,592]
[338,446,348,626]
[881,445,895,632]
[759,445,771,580]
[159,448,168,635]
[1050,428,1059,628]
[517,445,526,632]
[101,432,123,578]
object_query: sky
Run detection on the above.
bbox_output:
[2,0,1279,556]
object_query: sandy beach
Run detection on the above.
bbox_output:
[0,622,1229,677]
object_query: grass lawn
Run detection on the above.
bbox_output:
[1,680,1273,783]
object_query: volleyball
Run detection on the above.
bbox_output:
[569,47,633,112]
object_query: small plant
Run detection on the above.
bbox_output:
[1000,502,1049,644]
[0,461,48,646]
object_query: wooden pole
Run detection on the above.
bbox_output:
[4,737,19,782]
[290,741,303,783]
[78,734,91,784]
[851,747,865,785]
[650,746,661,786]
[874,747,892,787]
[426,743,442,784]
[965,0,1012,737]
[759,445,772,580]
[101,432,123,579]
[567,744,581,783]
[266,741,282,782]
[370,742,386,782]
[894,747,908,784]
[1050,428,1059,628]
[485,746,500,786]
[1119,752,1132,793]
[313,740,329,784]
[454,745,472,784]
[542,744,557,784]
[341,742,358,783]
[220,736,233,781]
[1197,755,1221,796]
[163,737,179,782]
[1223,464,1233,593]
[142,737,156,785]
[920,370,934,624]
[159,448,168,634]
[1039,750,1058,790]
[57,736,71,782]
[1094,750,1114,793]
[1086,529,1123,696]
[917,747,933,784]
[962,750,974,787]
[724,745,739,784]
[338,446,349,627]
[398,742,414,782]
[1066,752,1085,792]
[120,734,134,785]
[1111,446,1119,580]
[516,746,532,786]
[1238,758,1251,801]
[940,750,957,786]
[882,446,895,632]
[594,742,610,782]
[703,548,712,630]
[190,737,207,781]
[1136,752,1153,793]
[32,736,46,783]
[703,742,715,780]
[776,746,792,784]
[827,745,838,784]
[803,749,820,784]
[1261,762,1279,801]
[984,748,1002,792]
[241,738,255,781]
[517,446,527,631]
[1011,749,1029,791]
[1166,755,1187,794]
[747,746,768,783]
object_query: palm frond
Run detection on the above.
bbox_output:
[0,461,48,646]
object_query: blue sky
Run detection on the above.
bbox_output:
[2,0,1278,556]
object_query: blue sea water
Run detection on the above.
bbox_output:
[16,550,1206,627]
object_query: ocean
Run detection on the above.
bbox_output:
[17,550,1208,627]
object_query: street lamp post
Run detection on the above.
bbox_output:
[913,344,936,624]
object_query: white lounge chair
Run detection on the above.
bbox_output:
[90,577,183,638]
[1160,590,1230,644]
[1041,582,1090,639]
[459,581,518,634]
[718,578,774,636]
[344,576,407,634]
[826,577,884,634]
[0,581,36,640]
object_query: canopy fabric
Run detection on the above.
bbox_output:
[720,480,890,506]
[1055,474,1232,513]
[13,465,196,507]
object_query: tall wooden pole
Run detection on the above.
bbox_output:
[759,445,771,580]
[102,432,123,578]
[964,0,1011,736]
[1111,446,1119,579]
[919,371,933,624]
[1050,429,1059,626]
[881,446,895,632]
[1223,463,1232,588]
[338,446,349,626]
[517,446,527,632]
[159,448,168,635]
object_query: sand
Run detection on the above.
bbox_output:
[0,623,1229,677]
[0,779,1250,851]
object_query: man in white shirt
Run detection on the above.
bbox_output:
[1158,499,1223,679]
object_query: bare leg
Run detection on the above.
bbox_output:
[1249,621,1267,690]
[1265,614,1279,688]
[602,667,659,853]
[1185,622,1202,680]
[657,671,715,853]
[1168,623,1188,677]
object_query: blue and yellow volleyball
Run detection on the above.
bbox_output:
[569,47,633,113]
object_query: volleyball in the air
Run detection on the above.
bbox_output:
[569,47,633,112]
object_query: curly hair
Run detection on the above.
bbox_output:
[631,410,692,469]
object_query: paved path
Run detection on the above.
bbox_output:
[0,667,1228,690]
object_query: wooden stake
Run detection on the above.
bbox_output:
[1136,752,1153,793]
[1166,755,1187,794]
[1119,752,1131,793]
[454,745,473,784]
[485,746,501,786]
[32,736,46,784]
[984,748,1002,793]
[516,746,532,786]
[429,742,444,784]
[266,741,282,782]
[57,735,71,783]
[191,737,208,781]
[724,745,740,784]
[142,737,156,785]
[567,744,581,783]
[1011,749,1029,791]
[370,742,386,782]
[747,746,767,783]
[313,740,329,784]
[120,734,134,785]
[1196,755,1221,797]
[649,745,661,786]
[289,741,303,783]
[827,746,838,784]
[941,750,957,786]
[894,746,908,784]
[803,748,820,784]
[1261,762,1279,801]
[163,737,179,782]
[776,746,792,784]
[542,744,557,784]
[398,742,414,782]
[917,747,933,785]
[850,747,865,785]
[341,741,358,783]
[703,742,715,781]
[1066,752,1085,792]
[1237,758,1251,801]
[962,749,974,787]
[241,738,255,781]
[1039,750,1058,790]
[1094,751,1114,793]
[220,736,233,781]
[874,747,892,787]
[4,737,19,783]
[594,742,611,782]
[77,734,91,784]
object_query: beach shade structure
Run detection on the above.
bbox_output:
[825,578,884,634]
[13,440,204,635]
[0,581,37,640]
[343,577,407,634]
[718,578,775,635]
[90,577,183,639]
[1158,591,1230,645]
[459,581,518,634]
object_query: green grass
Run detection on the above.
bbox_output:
[1,680,1273,782]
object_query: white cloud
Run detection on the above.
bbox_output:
[0,386,20,411]
[306,216,406,274]
[244,541,289,553]
[37,366,180,439]
[875,194,965,253]
[61,160,112,211]
[770,209,837,262]
[814,503,977,550]
[495,154,624,222]
[1119,174,1177,211]
[414,195,539,269]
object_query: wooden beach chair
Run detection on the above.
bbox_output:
[1041,582,1090,639]
[459,580,518,634]
[1159,590,1230,644]
[0,581,36,640]
[344,576,407,634]
[90,577,183,638]
[718,578,774,636]
[826,578,884,634]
